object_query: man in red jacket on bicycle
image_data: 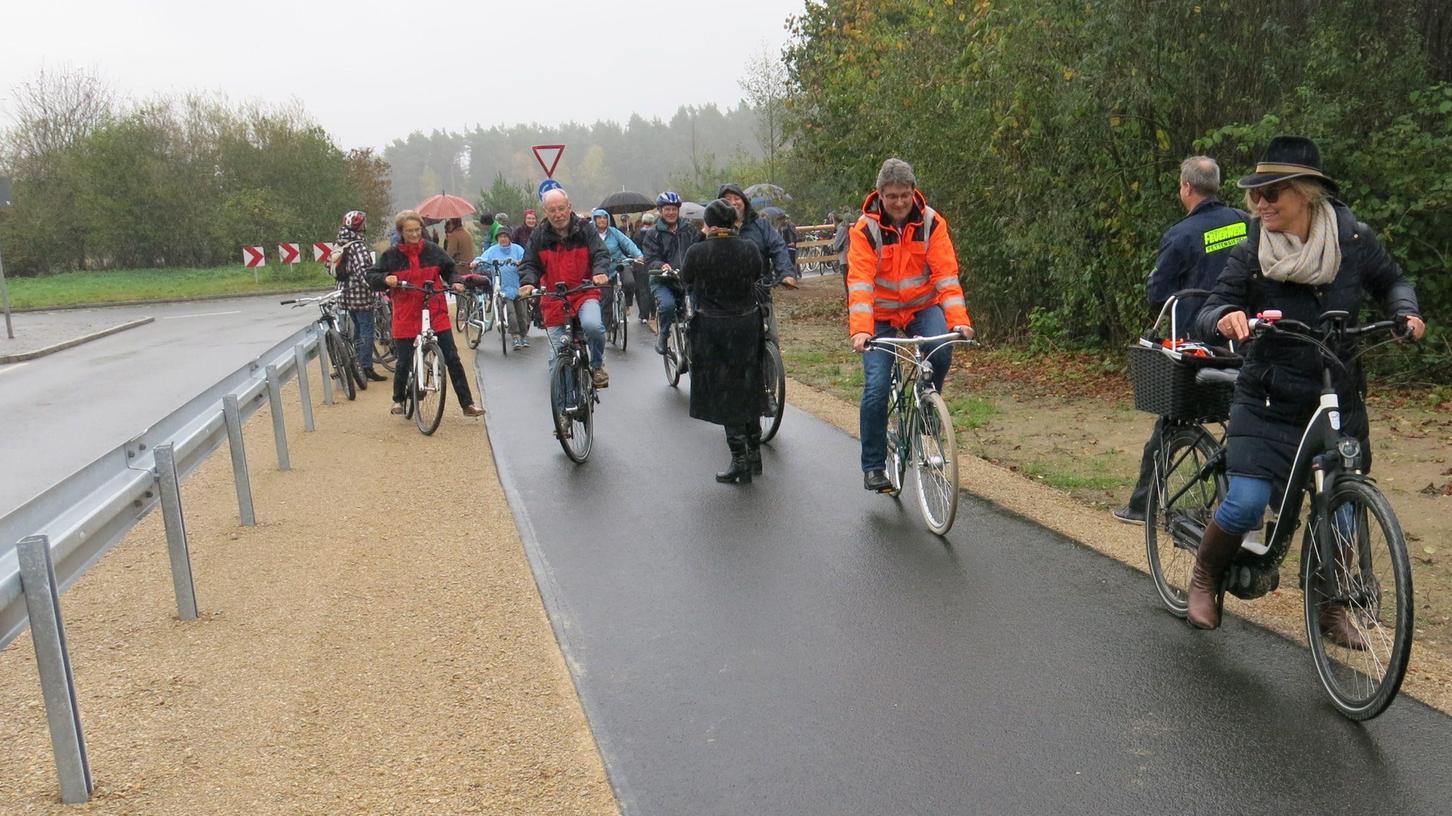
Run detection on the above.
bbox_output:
[518,188,614,387]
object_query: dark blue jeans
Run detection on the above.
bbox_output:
[344,308,375,369]
[860,305,951,472]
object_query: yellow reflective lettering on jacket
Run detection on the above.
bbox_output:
[1203,222,1248,254]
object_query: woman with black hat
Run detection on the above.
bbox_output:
[681,199,769,484]
[1188,136,1426,638]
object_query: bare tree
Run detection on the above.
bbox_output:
[2,67,114,171]
[738,45,790,182]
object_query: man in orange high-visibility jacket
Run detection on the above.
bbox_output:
[848,157,974,493]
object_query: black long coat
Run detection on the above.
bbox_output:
[1195,201,1420,487]
[681,234,767,426]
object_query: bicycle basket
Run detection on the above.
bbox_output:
[1127,344,1233,422]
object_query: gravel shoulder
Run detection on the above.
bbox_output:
[0,358,618,814]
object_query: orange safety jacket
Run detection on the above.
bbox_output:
[846,189,971,337]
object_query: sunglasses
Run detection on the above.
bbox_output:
[1248,183,1292,204]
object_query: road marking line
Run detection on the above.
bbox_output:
[0,362,30,377]
[163,310,243,320]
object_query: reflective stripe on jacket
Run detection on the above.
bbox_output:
[846,189,970,336]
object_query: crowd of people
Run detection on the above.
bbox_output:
[330,140,1426,632]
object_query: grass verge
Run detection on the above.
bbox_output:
[5,263,334,309]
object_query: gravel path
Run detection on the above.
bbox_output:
[0,359,618,814]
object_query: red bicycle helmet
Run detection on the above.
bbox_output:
[343,210,366,231]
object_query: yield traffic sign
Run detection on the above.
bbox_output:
[278,243,300,264]
[532,144,565,178]
[243,246,266,268]
[312,242,336,263]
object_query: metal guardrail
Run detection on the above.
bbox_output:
[0,320,334,803]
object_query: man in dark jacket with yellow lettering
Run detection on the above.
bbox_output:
[1115,156,1249,524]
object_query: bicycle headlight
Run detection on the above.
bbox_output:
[1338,438,1361,467]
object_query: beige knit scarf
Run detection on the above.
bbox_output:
[1257,200,1340,286]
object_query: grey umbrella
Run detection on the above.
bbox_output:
[679,202,707,221]
[597,191,655,215]
[743,183,791,203]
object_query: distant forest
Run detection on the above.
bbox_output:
[383,104,765,217]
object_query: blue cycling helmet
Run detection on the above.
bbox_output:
[656,191,682,207]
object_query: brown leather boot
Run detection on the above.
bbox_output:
[1187,519,1243,630]
[1317,603,1370,651]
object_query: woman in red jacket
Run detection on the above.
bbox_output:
[367,210,484,417]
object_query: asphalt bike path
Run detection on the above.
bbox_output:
[475,335,1452,815]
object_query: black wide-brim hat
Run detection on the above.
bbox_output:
[1237,135,1339,193]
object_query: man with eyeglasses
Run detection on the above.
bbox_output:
[1114,156,1249,525]
[848,158,973,494]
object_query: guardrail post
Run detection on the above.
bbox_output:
[264,364,291,470]
[317,334,335,406]
[293,345,315,432]
[153,444,199,621]
[16,535,94,805]
[222,395,256,526]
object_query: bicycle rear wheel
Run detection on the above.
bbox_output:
[759,339,786,442]
[912,391,958,535]
[373,301,395,372]
[619,297,628,352]
[1302,479,1412,720]
[452,294,467,333]
[326,330,357,401]
[883,378,907,498]
[551,356,594,463]
[465,297,484,349]
[497,295,510,356]
[414,340,446,435]
[1145,426,1224,617]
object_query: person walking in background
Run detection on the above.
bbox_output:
[479,212,505,247]
[334,210,388,382]
[368,209,485,418]
[443,217,474,270]
[1113,156,1250,525]
[475,229,531,349]
[779,215,800,273]
[830,211,851,287]
[682,199,769,484]
[511,209,537,246]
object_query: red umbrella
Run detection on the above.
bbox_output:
[415,193,476,220]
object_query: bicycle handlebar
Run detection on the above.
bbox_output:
[280,291,341,307]
[865,332,972,349]
[521,283,607,301]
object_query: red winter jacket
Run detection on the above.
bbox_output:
[367,240,456,339]
[516,215,612,327]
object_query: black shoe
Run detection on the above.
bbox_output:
[864,470,893,492]
[1112,505,1146,525]
[364,368,388,382]
[655,334,668,355]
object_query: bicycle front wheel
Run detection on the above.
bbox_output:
[759,339,786,443]
[1302,478,1413,720]
[414,340,447,435]
[551,358,593,463]
[883,377,907,498]
[912,391,959,535]
[326,330,357,401]
[664,321,684,387]
[1145,426,1224,617]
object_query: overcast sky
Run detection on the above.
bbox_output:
[1,0,806,150]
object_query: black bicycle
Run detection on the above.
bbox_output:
[1144,309,1415,720]
[282,291,363,400]
[528,282,606,463]
[607,258,642,352]
[756,284,788,444]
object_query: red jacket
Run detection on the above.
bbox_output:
[367,240,455,340]
[847,189,971,337]
[516,215,612,327]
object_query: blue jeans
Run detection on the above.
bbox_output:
[652,281,681,340]
[546,298,605,380]
[344,308,375,369]
[1214,475,1272,535]
[860,305,951,472]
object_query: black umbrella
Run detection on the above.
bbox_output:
[597,191,655,215]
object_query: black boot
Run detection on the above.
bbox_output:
[747,427,763,475]
[716,430,752,484]
[1187,519,1244,630]
[364,367,388,382]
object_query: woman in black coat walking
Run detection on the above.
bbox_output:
[1188,136,1425,638]
[681,199,768,484]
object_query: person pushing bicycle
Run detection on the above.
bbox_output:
[517,188,614,388]
[849,158,974,493]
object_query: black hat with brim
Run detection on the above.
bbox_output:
[1237,135,1338,193]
